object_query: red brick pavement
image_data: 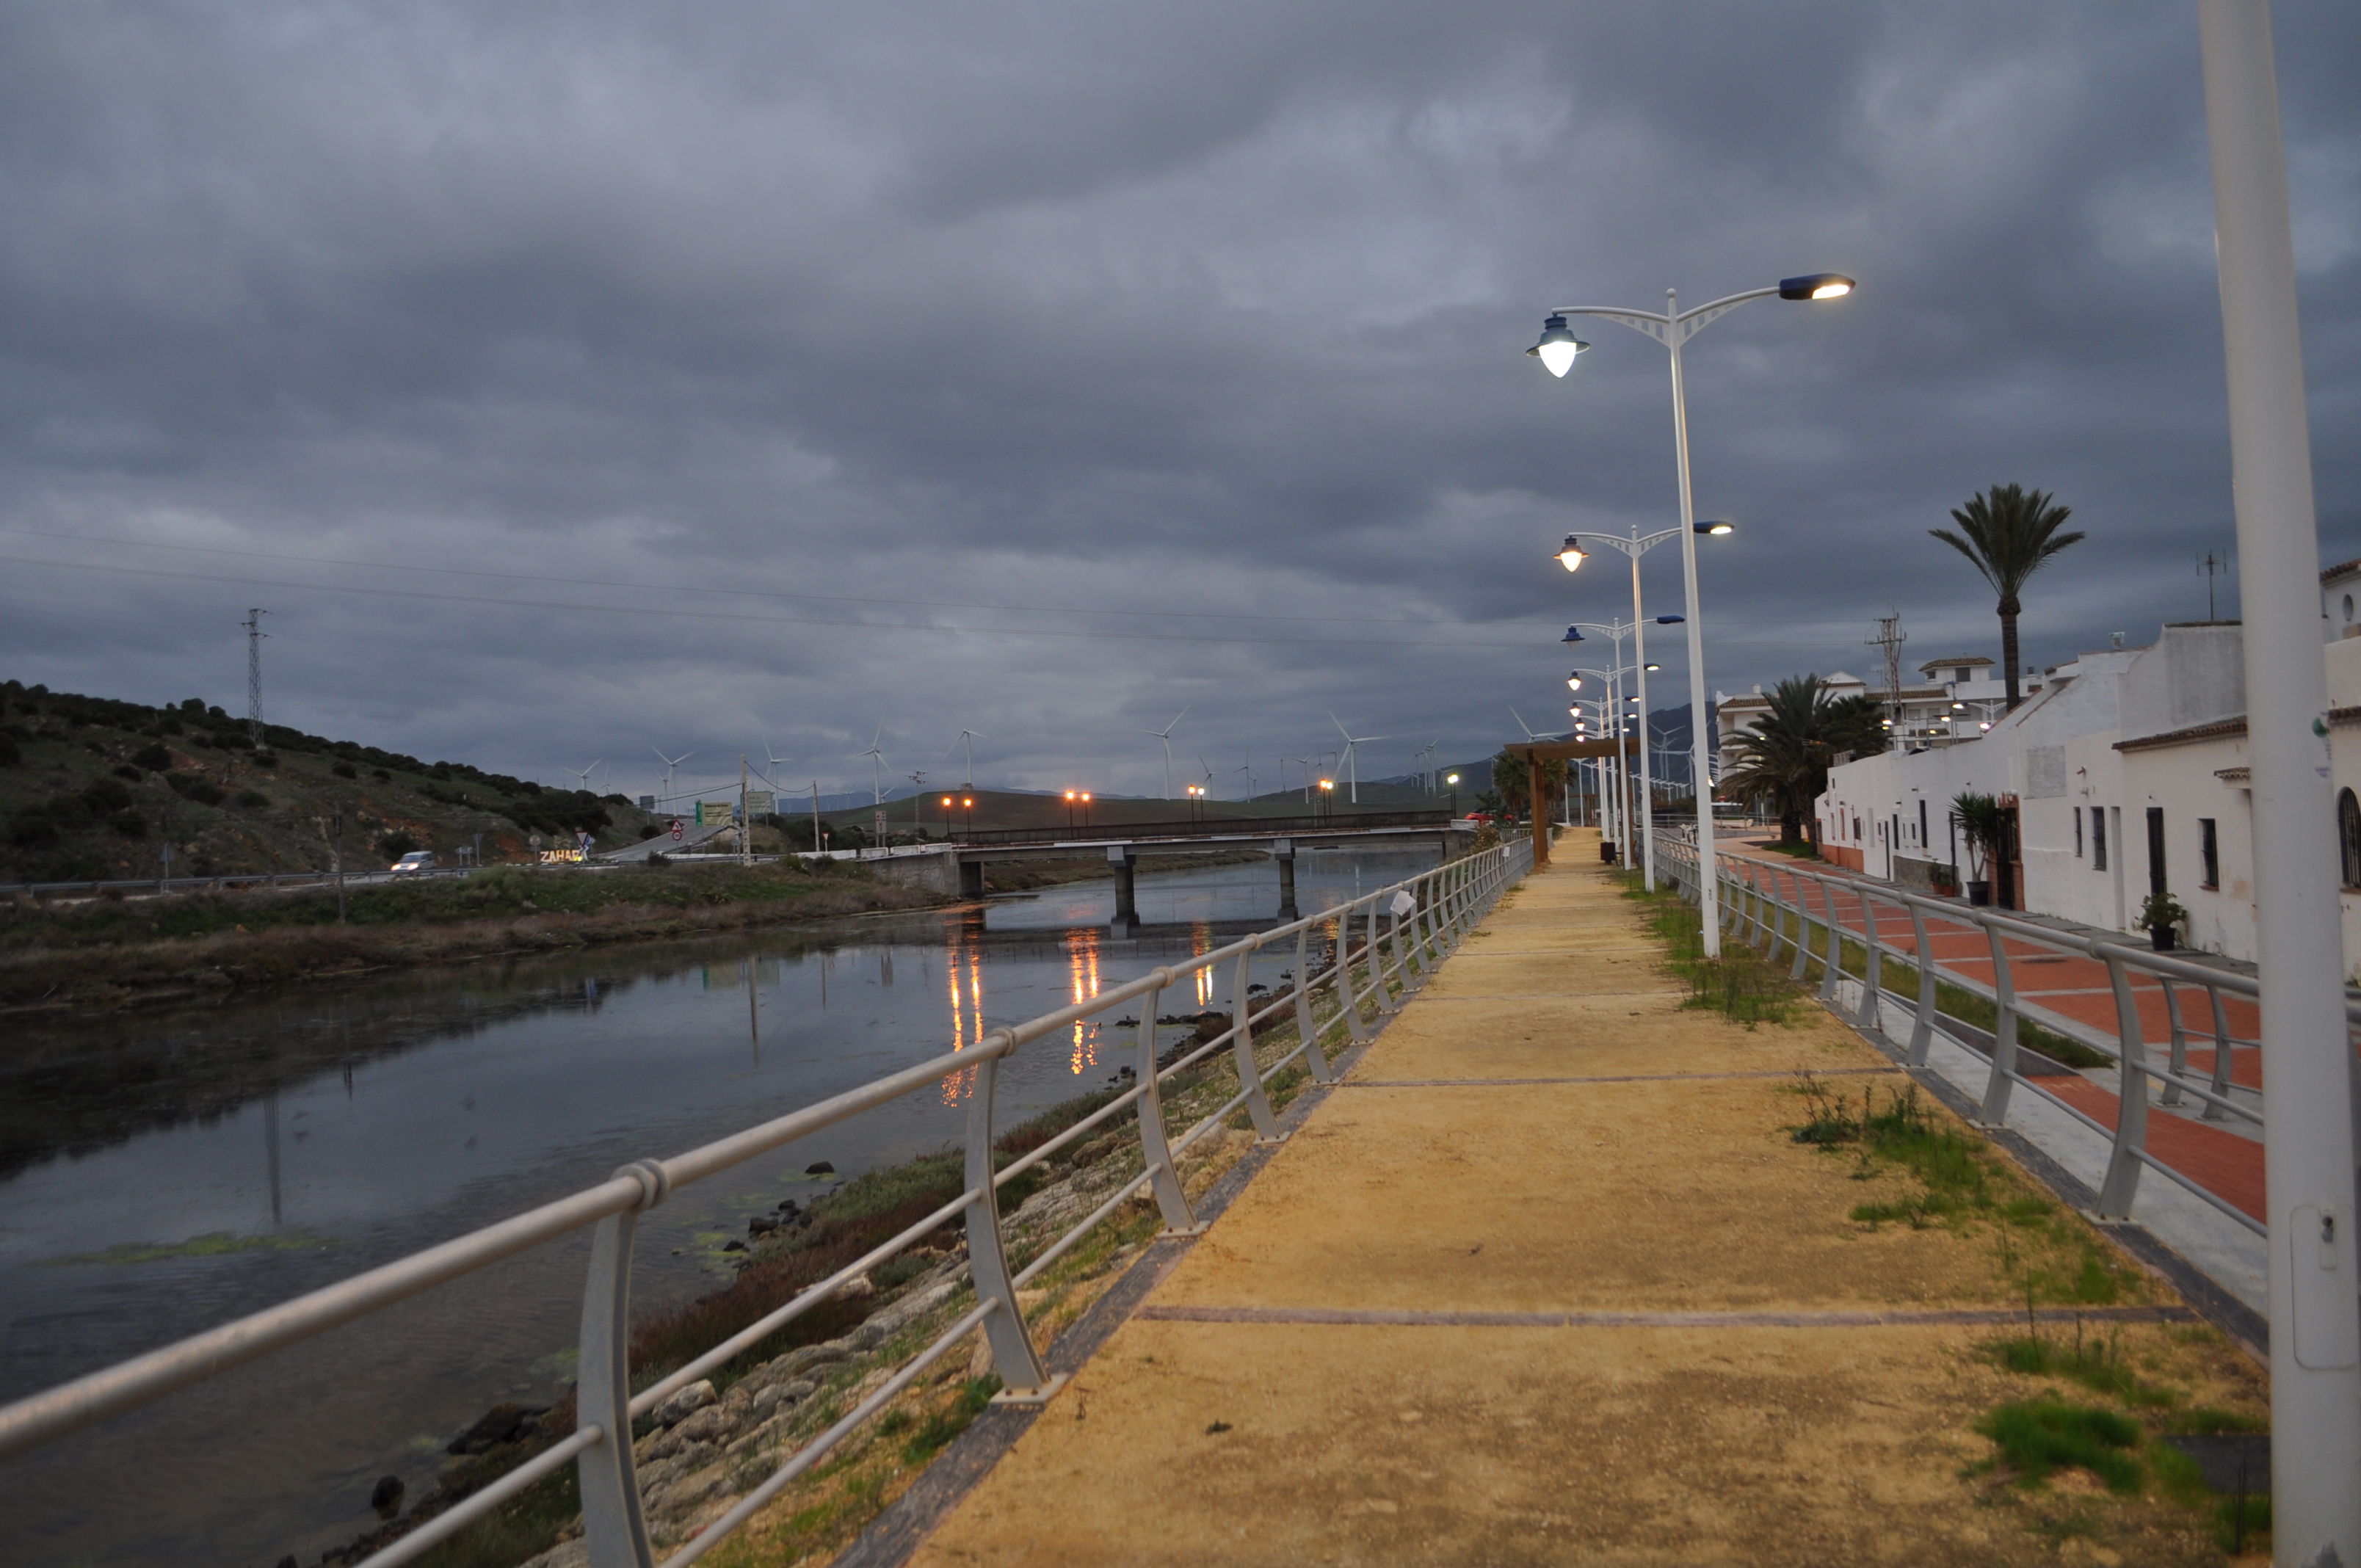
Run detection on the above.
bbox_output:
[1719,848,2276,1224]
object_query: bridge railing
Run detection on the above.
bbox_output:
[0,838,1531,1568]
[945,808,1451,846]
[1653,834,2361,1238]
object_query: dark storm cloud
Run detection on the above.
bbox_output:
[1,2,2354,802]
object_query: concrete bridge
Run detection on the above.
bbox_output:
[874,809,1471,919]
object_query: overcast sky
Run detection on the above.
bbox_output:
[3,2,2355,805]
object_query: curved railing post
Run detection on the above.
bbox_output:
[965,1051,1054,1396]
[1976,923,2020,1125]
[2202,985,2234,1121]
[1853,888,1883,1031]
[1233,946,1284,1141]
[1816,877,1844,1003]
[578,1172,659,1568]
[1788,870,1814,981]
[2159,980,2190,1107]
[2093,949,2150,1221]
[1291,925,1332,1085]
[1333,915,1370,1045]
[1368,904,1396,1015]
[1134,980,1203,1233]
[1905,899,1937,1067]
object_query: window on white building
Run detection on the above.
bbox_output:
[2073,807,2083,857]
[2092,807,2108,871]
[2340,788,2361,890]
[2199,818,2218,890]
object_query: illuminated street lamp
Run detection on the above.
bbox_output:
[1445,771,1460,817]
[1531,275,1853,954]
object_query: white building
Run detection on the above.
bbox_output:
[1816,553,2361,979]
[1716,655,2039,779]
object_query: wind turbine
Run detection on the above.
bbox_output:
[1233,749,1257,801]
[651,747,693,805]
[1142,707,1189,799]
[945,727,986,788]
[855,726,887,805]
[567,760,602,794]
[1326,712,1389,805]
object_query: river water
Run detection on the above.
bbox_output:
[0,846,1434,1567]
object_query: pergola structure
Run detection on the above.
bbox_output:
[1501,736,1641,868]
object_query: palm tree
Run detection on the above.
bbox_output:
[1720,675,1887,845]
[1929,484,2085,709]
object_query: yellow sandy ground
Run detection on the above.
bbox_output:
[902,835,2260,1567]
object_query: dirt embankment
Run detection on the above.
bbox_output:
[0,867,958,1016]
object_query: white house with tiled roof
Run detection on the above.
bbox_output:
[1814,555,2361,979]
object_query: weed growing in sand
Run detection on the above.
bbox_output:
[1624,874,1797,1027]
[1974,1399,2144,1492]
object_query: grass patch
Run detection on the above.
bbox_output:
[1975,1399,2144,1492]
[1788,1073,2001,1228]
[1624,874,1798,1027]
[1984,1328,2180,1409]
[53,1228,333,1265]
[896,1376,998,1463]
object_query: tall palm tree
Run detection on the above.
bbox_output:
[1929,483,2085,709]
[1719,675,1886,845]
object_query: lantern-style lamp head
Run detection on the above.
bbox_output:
[1526,313,1589,377]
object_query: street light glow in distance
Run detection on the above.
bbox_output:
[1556,535,1588,573]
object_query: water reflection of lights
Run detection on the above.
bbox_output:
[1190,922,1216,1009]
[943,943,986,1103]
[1067,929,1102,1075]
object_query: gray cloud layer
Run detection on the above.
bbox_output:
[3,2,2354,803]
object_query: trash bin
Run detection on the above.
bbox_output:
[1600,841,1619,864]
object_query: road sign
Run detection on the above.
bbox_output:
[669,819,684,843]
[745,791,774,816]
[696,799,736,825]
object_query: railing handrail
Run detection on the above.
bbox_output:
[0,835,1532,1568]
[1647,831,2361,1243]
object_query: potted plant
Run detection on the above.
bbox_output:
[1929,863,1959,898]
[1950,791,2003,905]
[2138,890,2188,951]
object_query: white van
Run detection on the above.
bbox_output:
[388,850,437,876]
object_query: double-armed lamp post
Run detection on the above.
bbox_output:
[1563,608,1685,889]
[1531,272,1853,956]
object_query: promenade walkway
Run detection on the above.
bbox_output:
[901,837,2261,1566]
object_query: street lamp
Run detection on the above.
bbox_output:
[1570,664,1639,862]
[1565,622,1666,867]
[1445,772,1459,817]
[1531,274,1854,955]
[1553,523,1727,889]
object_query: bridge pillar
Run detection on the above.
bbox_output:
[1272,839,1297,920]
[1108,844,1137,921]
[957,855,985,899]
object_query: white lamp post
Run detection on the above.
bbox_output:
[1557,525,1724,889]
[2197,2,2361,1556]
[1567,647,1649,868]
[1531,274,1853,956]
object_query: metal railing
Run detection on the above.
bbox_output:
[0,839,1531,1568]
[1654,835,2361,1238]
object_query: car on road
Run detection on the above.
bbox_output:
[388,850,438,876]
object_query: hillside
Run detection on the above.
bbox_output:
[0,680,653,885]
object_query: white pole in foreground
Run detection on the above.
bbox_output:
[1666,296,1721,957]
[2198,4,2361,1561]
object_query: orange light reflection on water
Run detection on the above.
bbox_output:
[1067,929,1102,1074]
[943,943,986,1104]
